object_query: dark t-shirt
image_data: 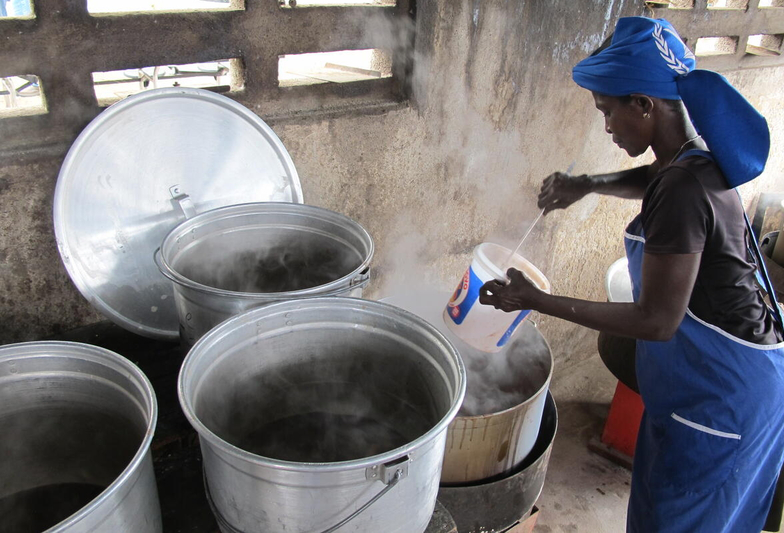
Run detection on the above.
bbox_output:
[640,153,782,345]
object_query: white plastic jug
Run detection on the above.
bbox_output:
[444,242,550,352]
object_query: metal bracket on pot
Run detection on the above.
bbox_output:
[204,456,411,533]
[365,455,409,484]
[349,266,371,289]
[170,185,197,219]
[315,456,410,533]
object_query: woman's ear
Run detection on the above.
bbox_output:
[630,94,654,119]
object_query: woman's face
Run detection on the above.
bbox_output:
[592,92,651,158]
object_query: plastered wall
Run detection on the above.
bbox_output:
[1,0,783,379]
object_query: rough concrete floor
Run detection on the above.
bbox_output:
[534,354,632,533]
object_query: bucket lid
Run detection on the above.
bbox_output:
[53,88,303,341]
[605,257,633,303]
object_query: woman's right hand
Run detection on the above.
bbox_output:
[537,171,592,214]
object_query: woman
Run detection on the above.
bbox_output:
[480,16,784,533]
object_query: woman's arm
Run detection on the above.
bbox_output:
[480,251,700,341]
[538,163,657,214]
[589,164,657,198]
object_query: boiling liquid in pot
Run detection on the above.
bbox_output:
[0,404,145,533]
[239,411,410,462]
[201,367,437,463]
[181,241,362,293]
[0,482,105,533]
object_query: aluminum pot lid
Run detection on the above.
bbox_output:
[53,88,303,341]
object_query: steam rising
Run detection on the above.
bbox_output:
[1,483,105,533]
[358,5,553,307]
[193,341,441,463]
[364,6,556,413]
[0,398,145,532]
[382,288,551,417]
[458,325,551,416]
[239,404,411,462]
[175,234,362,293]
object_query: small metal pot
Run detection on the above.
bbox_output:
[156,202,373,346]
[0,341,161,532]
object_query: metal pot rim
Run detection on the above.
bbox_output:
[155,249,372,300]
[454,328,554,420]
[0,340,158,531]
[454,374,553,422]
[156,202,374,299]
[178,297,467,473]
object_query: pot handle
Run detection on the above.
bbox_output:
[349,266,371,289]
[320,455,409,533]
[170,185,197,219]
[203,456,409,533]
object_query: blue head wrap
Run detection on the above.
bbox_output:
[572,17,770,188]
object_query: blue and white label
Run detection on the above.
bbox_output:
[445,267,481,325]
[446,265,528,349]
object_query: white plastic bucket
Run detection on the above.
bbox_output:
[444,242,550,353]
[383,289,553,484]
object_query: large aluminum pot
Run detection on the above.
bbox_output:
[384,289,553,484]
[0,341,161,532]
[178,297,466,533]
[156,202,373,347]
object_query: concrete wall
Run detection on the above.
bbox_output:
[2,0,784,378]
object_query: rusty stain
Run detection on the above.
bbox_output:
[459,426,468,450]
[497,439,510,462]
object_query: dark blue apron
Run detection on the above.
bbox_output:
[624,154,784,532]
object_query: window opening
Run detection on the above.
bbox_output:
[279,0,394,8]
[759,0,784,7]
[667,0,694,7]
[746,34,783,56]
[695,36,738,56]
[92,59,242,106]
[645,0,694,8]
[279,49,392,87]
[707,0,748,9]
[0,0,32,17]
[88,0,238,14]
[0,75,45,117]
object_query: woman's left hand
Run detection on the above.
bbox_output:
[479,268,544,312]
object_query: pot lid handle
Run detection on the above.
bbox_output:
[170,185,197,219]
